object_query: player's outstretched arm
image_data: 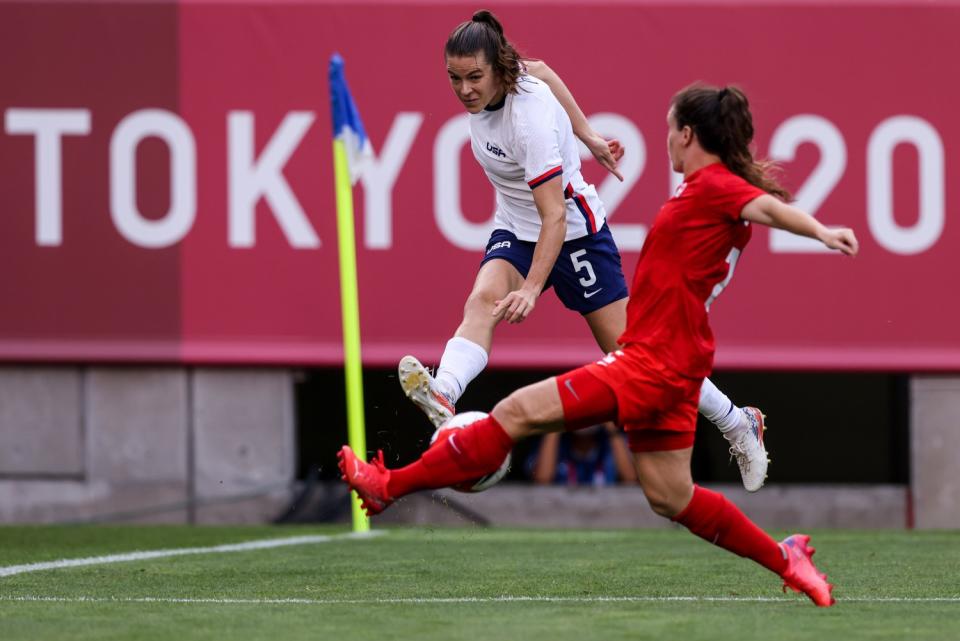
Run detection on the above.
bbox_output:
[741,194,859,256]
[493,176,566,324]
[523,59,624,181]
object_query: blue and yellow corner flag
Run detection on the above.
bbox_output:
[328,53,371,533]
[329,53,373,184]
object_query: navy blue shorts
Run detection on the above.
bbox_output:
[479,224,629,315]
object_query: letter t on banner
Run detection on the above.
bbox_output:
[329,53,373,533]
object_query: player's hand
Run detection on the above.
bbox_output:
[582,131,624,182]
[493,288,538,324]
[820,227,859,256]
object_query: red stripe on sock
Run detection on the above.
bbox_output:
[672,485,787,575]
[387,415,513,498]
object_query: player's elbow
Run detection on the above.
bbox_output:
[741,194,779,226]
[546,208,567,232]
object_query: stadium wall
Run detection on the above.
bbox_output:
[0,367,295,524]
[1,365,957,529]
[1,1,957,526]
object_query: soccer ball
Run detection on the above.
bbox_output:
[429,411,512,493]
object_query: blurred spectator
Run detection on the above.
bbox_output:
[527,423,637,486]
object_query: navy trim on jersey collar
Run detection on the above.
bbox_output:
[484,93,506,111]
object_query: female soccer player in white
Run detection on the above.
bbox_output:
[400,10,768,490]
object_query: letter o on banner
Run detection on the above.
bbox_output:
[433,114,495,250]
[110,109,197,248]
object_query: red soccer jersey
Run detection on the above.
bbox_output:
[619,163,766,378]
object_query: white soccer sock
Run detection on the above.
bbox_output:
[698,378,745,436]
[435,337,489,404]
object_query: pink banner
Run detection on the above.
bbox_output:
[1,1,957,370]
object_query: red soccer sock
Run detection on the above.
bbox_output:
[387,414,514,498]
[672,485,788,576]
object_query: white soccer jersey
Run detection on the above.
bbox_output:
[468,75,606,242]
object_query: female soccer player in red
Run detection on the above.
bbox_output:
[400,10,771,491]
[340,83,857,607]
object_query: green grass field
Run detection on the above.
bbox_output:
[0,525,957,640]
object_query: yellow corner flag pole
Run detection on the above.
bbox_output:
[332,139,368,533]
[329,53,371,533]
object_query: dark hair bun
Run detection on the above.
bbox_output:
[472,9,504,37]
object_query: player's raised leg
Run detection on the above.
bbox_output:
[341,376,558,515]
[342,364,618,515]
[399,258,523,427]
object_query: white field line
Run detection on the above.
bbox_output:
[2,595,959,605]
[0,531,384,578]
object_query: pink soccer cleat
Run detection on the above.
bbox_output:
[337,446,393,516]
[780,534,835,607]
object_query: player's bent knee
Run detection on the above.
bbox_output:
[492,392,543,438]
[642,490,674,518]
[641,485,686,518]
[463,289,499,320]
[491,393,527,426]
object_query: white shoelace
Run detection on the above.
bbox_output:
[728,433,755,472]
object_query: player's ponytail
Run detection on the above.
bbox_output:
[672,83,791,200]
[445,9,524,94]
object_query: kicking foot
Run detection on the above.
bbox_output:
[780,534,835,607]
[399,355,456,428]
[337,446,393,516]
[728,406,769,492]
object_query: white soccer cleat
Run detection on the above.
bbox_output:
[398,355,456,428]
[728,406,769,492]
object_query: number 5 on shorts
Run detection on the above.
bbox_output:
[570,249,597,287]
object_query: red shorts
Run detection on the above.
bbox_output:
[556,346,702,452]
